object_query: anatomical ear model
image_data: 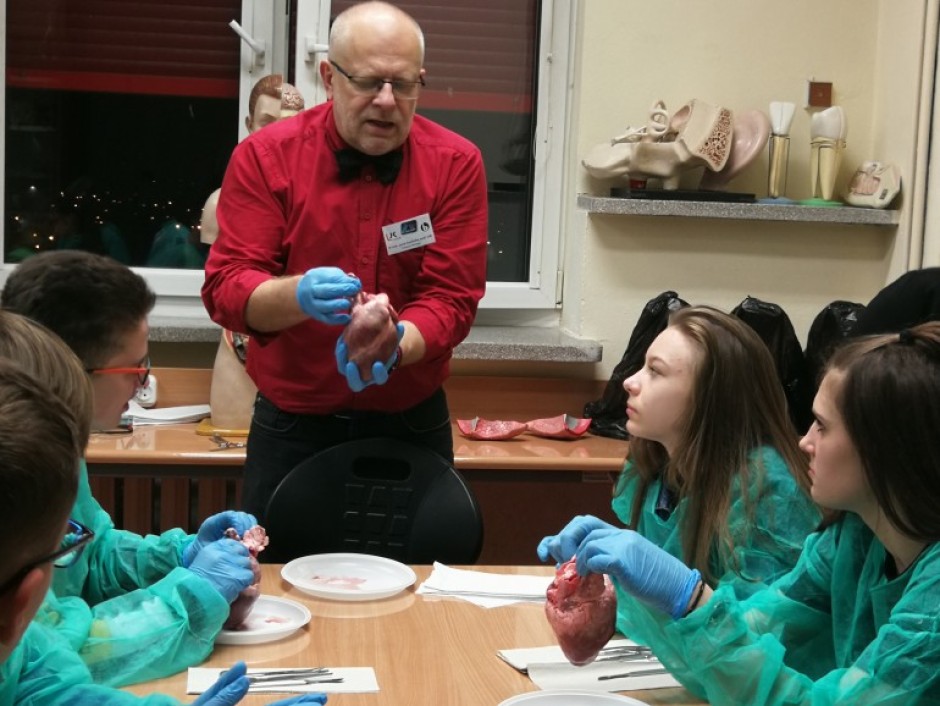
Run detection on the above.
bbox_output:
[583,99,749,191]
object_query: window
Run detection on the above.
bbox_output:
[1,0,571,311]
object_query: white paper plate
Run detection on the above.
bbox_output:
[499,692,650,706]
[281,553,417,601]
[216,595,311,645]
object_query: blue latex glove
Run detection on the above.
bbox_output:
[536,514,618,565]
[183,510,258,567]
[575,528,702,620]
[192,661,249,706]
[296,267,361,325]
[188,538,255,603]
[335,322,405,392]
[267,696,329,705]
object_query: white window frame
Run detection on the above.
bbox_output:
[0,0,573,317]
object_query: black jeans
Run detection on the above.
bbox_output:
[242,388,454,522]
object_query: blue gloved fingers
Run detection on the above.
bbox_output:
[267,695,328,706]
[576,529,699,619]
[344,360,368,393]
[335,335,351,375]
[184,511,256,567]
[200,511,258,539]
[336,322,401,392]
[192,661,249,706]
[188,539,255,603]
[370,360,389,386]
[539,515,617,565]
[316,298,355,324]
[296,268,360,325]
[308,267,360,297]
[226,511,259,537]
[536,535,561,564]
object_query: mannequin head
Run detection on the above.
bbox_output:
[246,74,306,133]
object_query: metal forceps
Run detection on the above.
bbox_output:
[246,668,343,686]
[209,433,247,451]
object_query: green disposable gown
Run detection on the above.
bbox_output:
[611,446,821,643]
[623,513,940,705]
[0,621,184,705]
[34,461,229,687]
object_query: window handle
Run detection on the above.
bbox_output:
[305,37,329,63]
[229,20,265,67]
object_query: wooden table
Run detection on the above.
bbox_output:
[123,565,705,705]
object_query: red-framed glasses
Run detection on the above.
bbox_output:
[86,355,151,387]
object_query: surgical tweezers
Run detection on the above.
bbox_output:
[209,434,247,450]
[246,668,341,686]
[597,666,668,680]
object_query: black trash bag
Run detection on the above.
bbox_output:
[731,296,814,434]
[584,291,688,439]
[851,267,940,336]
[804,300,866,388]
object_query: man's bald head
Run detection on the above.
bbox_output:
[329,1,425,65]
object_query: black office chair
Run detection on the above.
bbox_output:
[262,438,484,564]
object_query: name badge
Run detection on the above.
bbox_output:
[382,213,435,255]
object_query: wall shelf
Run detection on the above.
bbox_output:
[577,194,900,226]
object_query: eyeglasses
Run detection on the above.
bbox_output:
[330,60,425,100]
[86,355,151,387]
[0,519,95,594]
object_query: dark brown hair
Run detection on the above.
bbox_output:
[825,322,940,540]
[623,306,811,582]
[1,251,155,369]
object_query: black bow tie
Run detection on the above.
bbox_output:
[334,147,403,185]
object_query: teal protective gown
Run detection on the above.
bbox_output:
[612,446,821,643]
[0,621,186,705]
[621,514,940,705]
[34,461,229,687]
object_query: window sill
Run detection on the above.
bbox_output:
[148,317,602,364]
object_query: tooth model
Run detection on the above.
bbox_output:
[766,101,795,201]
[809,106,847,203]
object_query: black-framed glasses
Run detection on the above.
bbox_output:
[330,60,425,100]
[86,355,151,387]
[0,519,95,594]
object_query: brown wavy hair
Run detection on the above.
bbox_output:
[622,306,811,582]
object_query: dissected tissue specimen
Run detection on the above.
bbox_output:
[545,558,616,666]
[223,525,269,630]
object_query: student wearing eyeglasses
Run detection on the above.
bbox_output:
[0,257,260,688]
[202,1,488,524]
[0,352,326,706]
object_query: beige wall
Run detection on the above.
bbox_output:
[153,1,933,383]
[563,0,931,380]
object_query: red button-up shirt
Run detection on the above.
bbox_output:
[202,103,488,414]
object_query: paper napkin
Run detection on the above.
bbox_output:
[416,562,552,607]
[186,667,379,694]
[498,638,681,692]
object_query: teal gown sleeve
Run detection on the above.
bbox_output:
[612,446,820,644]
[1,621,186,705]
[621,515,940,705]
[39,460,230,687]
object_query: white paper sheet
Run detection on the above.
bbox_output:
[186,667,379,694]
[498,638,681,692]
[415,562,552,607]
[124,400,211,425]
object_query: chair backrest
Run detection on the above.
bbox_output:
[262,438,484,564]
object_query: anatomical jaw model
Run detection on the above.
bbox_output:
[806,106,847,205]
